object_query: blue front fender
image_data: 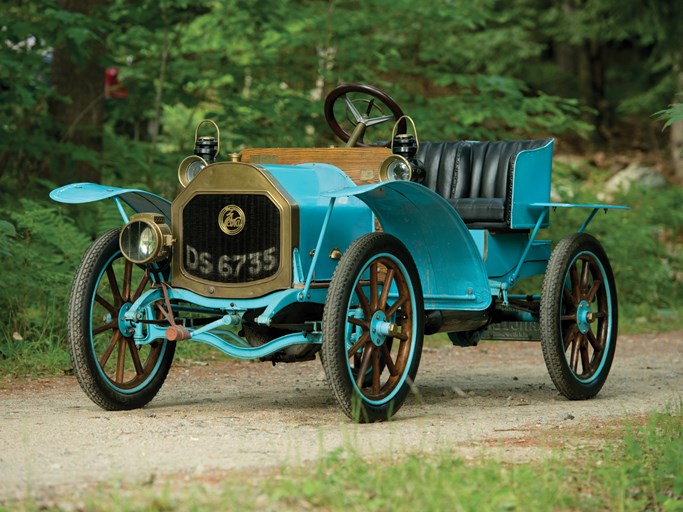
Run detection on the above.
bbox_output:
[50,183,171,224]
[324,182,491,311]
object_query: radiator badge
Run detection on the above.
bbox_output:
[218,205,245,235]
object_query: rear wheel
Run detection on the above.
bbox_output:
[68,229,175,410]
[322,233,423,423]
[540,233,618,399]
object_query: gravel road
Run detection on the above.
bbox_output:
[1,330,681,503]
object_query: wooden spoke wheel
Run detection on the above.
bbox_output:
[540,233,618,399]
[68,229,175,410]
[322,233,424,423]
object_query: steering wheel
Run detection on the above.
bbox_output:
[324,83,407,147]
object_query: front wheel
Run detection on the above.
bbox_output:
[68,229,175,410]
[540,233,618,399]
[322,233,424,423]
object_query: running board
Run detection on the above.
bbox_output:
[481,321,541,341]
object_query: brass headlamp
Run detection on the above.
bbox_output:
[178,119,221,187]
[119,213,172,264]
[379,116,426,184]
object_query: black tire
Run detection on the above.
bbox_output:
[68,229,175,410]
[540,233,618,399]
[322,232,424,423]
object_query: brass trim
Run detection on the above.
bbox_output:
[195,119,220,157]
[379,154,412,182]
[293,282,330,289]
[217,204,246,236]
[178,155,207,188]
[346,122,367,147]
[171,162,298,299]
[119,213,171,264]
[390,115,420,153]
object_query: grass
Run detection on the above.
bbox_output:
[7,404,681,511]
[0,320,72,377]
[258,406,683,511]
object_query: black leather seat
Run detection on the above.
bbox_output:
[417,139,551,229]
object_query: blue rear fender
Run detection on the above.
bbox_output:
[49,182,172,224]
[324,182,492,311]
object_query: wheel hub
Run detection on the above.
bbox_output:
[118,302,135,337]
[370,310,398,346]
[576,300,592,334]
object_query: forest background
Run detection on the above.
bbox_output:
[0,0,681,373]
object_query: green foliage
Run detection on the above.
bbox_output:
[0,200,90,374]
[0,219,16,257]
[535,0,683,119]
[5,0,682,188]
[2,0,599,186]
[656,94,683,129]
[0,1,113,189]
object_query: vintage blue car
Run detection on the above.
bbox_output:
[51,84,627,422]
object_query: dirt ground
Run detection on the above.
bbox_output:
[1,330,681,504]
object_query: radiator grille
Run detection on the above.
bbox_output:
[181,194,281,283]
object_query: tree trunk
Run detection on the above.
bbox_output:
[577,39,607,143]
[48,0,106,185]
[148,27,170,166]
[311,0,336,102]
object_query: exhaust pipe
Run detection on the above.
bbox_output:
[424,310,490,335]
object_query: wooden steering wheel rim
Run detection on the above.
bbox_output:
[324,83,407,147]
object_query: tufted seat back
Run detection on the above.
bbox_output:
[417,139,552,229]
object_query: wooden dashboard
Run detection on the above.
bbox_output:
[239,147,391,186]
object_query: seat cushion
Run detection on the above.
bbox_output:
[448,197,506,223]
[417,139,552,227]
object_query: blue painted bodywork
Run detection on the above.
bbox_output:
[509,139,554,229]
[484,233,551,282]
[324,181,492,311]
[51,147,627,360]
[50,183,172,224]
[121,284,325,359]
[260,163,373,281]
[529,202,629,233]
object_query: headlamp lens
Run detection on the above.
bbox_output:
[138,226,157,258]
[387,160,412,181]
[120,220,160,264]
[185,159,206,182]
